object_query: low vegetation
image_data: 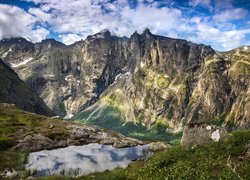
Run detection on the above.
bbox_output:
[0,103,250,179]
[0,103,69,178]
[85,129,250,179]
[29,129,250,179]
[0,104,69,150]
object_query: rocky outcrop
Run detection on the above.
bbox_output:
[181,123,228,148]
[148,142,171,152]
[12,123,145,152]
[185,48,250,128]
[0,30,249,133]
[0,59,53,116]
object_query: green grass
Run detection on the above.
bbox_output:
[2,127,249,179]
[0,137,16,150]
[85,129,250,179]
[0,151,28,172]
[0,104,42,149]
[0,103,70,178]
[0,103,69,149]
[1,103,249,179]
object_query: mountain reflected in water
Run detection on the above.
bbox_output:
[26,143,150,177]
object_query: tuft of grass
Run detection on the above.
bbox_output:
[0,138,16,150]
[46,131,68,141]
[0,151,29,178]
[224,129,250,155]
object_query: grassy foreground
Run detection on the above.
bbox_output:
[83,129,250,180]
[0,103,68,178]
[0,104,69,151]
[0,103,249,179]
[29,129,250,180]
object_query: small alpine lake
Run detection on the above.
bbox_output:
[26,143,151,177]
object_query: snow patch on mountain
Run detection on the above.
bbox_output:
[11,57,33,68]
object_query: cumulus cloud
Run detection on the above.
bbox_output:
[59,34,83,45]
[0,0,249,50]
[213,8,248,22]
[187,19,250,50]
[120,4,182,34]
[25,0,182,40]
[0,4,49,42]
[189,0,211,7]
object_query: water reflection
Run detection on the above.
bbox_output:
[26,143,150,176]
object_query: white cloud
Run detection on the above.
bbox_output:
[0,4,49,42]
[1,0,249,51]
[213,8,248,22]
[189,0,211,7]
[24,0,182,41]
[188,20,250,50]
[28,7,52,23]
[120,4,182,35]
[214,0,233,10]
[27,0,104,35]
[59,34,83,45]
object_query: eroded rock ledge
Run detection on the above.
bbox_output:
[12,123,167,152]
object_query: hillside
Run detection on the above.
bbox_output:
[0,103,148,178]
[0,59,53,116]
[0,103,249,179]
[86,129,250,180]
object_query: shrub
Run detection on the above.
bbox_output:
[225,129,250,155]
[0,138,16,150]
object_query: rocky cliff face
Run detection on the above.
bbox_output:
[0,59,53,116]
[0,30,249,133]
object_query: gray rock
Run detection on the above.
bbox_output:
[12,123,145,152]
[0,60,53,116]
[148,142,170,152]
[181,123,228,148]
[12,134,55,151]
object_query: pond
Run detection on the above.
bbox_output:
[26,143,151,177]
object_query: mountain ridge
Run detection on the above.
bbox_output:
[0,29,249,134]
[0,29,215,49]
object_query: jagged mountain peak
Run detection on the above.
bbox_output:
[38,38,65,48]
[99,29,110,34]
[131,28,152,37]
[0,37,33,46]
[86,29,112,40]
[85,29,122,41]
[142,27,152,36]
[40,38,65,45]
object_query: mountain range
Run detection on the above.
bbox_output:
[0,29,249,138]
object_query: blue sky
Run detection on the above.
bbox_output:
[0,0,249,50]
